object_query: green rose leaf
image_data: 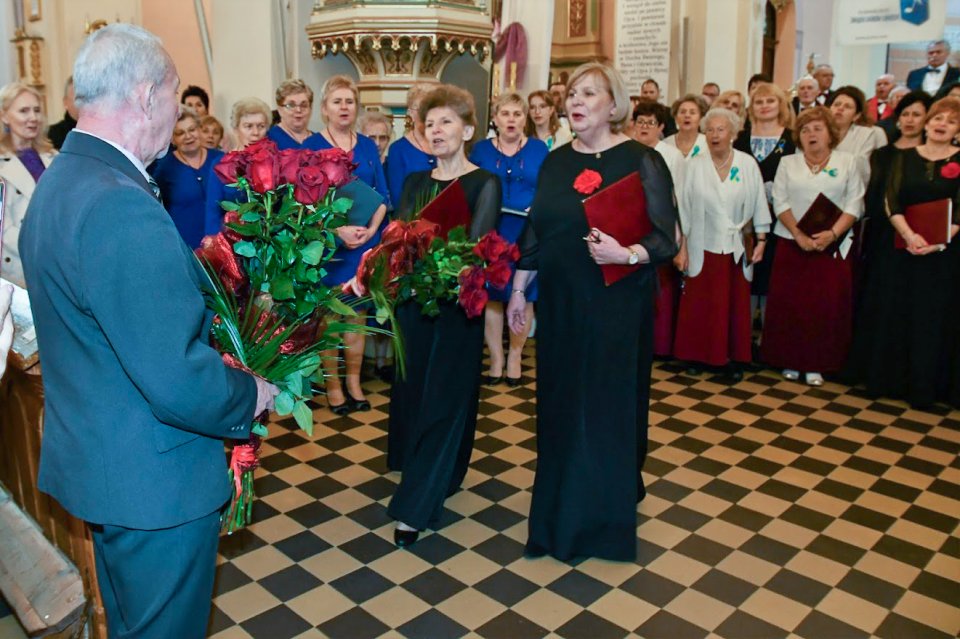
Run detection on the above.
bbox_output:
[274,390,296,415]
[326,297,358,317]
[234,241,256,257]
[292,401,314,435]
[300,241,325,265]
[271,275,295,300]
[220,200,241,212]
[330,197,353,214]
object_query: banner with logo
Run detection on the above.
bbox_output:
[835,0,946,45]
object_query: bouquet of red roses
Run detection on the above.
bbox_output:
[199,138,387,533]
[357,218,519,324]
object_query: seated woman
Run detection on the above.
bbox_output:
[663,94,708,160]
[673,108,769,379]
[470,92,549,386]
[386,85,501,547]
[507,62,678,562]
[761,107,865,386]
[149,108,222,248]
[525,90,573,151]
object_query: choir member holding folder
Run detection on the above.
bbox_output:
[848,97,960,408]
[761,107,865,387]
[507,63,678,561]
[673,108,770,379]
[386,85,501,547]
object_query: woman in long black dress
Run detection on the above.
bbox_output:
[848,97,960,408]
[507,63,678,561]
[387,85,501,546]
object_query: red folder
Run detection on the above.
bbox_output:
[894,198,952,249]
[418,180,472,239]
[797,192,843,253]
[582,172,651,285]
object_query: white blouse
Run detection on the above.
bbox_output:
[655,140,685,203]
[679,149,771,280]
[836,124,887,186]
[663,133,707,161]
[771,150,866,257]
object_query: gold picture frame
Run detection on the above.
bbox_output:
[25,0,41,22]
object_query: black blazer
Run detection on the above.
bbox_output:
[19,131,257,529]
[906,65,960,92]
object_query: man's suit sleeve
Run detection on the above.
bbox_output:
[905,69,922,91]
[78,186,257,437]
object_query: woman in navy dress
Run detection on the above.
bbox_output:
[469,92,548,385]
[204,97,272,235]
[150,108,222,248]
[313,75,390,415]
[385,84,436,209]
[267,79,324,151]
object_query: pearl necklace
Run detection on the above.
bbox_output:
[804,152,831,175]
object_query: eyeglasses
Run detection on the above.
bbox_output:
[282,102,311,112]
[634,119,659,128]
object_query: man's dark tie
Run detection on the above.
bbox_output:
[927,66,939,73]
[147,177,163,204]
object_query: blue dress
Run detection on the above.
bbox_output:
[469,138,549,302]
[149,149,223,249]
[385,136,435,214]
[267,126,326,151]
[311,133,392,287]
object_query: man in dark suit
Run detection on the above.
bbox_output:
[906,39,959,94]
[865,74,896,122]
[20,24,276,639]
[791,75,820,115]
[46,76,77,150]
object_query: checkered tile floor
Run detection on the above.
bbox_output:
[2,343,958,639]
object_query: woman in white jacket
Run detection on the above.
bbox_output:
[0,83,57,288]
[673,108,770,379]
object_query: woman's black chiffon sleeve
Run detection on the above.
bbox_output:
[637,149,679,264]
[468,173,502,240]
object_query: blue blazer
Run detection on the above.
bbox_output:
[19,131,257,530]
[906,64,960,92]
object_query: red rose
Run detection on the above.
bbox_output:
[215,150,247,185]
[242,138,278,158]
[221,210,244,244]
[484,260,513,290]
[241,139,281,193]
[473,230,512,262]
[941,162,960,179]
[458,265,489,318]
[293,163,330,205]
[573,169,602,195]
[195,233,247,294]
[278,149,301,185]
[318,148,357,187]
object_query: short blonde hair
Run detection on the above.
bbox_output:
[230,97,271,130]
[200,115,224,137]
[701,107,742,136]
[359,109,391,134]
[406,83,433,110]
[748,82,795,129]
[716,90,747,120]
[0,82,53,154]
[319,74,360,122]
[491,92,527,117]
[275,79,313,107]
[565,62,631,133]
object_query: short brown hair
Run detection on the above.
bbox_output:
[748,82,795,129]
[275,79,313,107]
[925,96,960,126]
[200,115,223,136]
[794,106,840,149]
[492,91,526,117]
[632,99,670,126]
[671,94,708,119]
[525,90,561,138]
[566,62,632,133]
[419,84,478,136]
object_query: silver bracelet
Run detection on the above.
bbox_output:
[511,289,525,296]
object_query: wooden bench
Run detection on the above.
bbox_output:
[0,483,86,637]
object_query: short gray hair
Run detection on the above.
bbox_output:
[701,107,741,135]
[930,39,951,52]
[73,24,174,110]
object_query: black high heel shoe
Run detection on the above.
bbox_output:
[485,375,504,386]
[346,391,371,412]
[394,527,420,547]
[505,376,522,387]
[328,397,351,416]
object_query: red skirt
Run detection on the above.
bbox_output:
[653,264,680,356]
[761,239,852,372]
[673,251,752,366]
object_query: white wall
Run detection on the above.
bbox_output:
[500,0,555,96]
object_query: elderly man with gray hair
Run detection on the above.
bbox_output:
[866,73,896,122]
[792,75,820,115]
[907,39,959,94]
[19,24,277,639]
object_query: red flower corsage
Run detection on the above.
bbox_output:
[940,162,960,179]
[573,169,603,195]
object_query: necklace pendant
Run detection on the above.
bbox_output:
[595,152,601,159]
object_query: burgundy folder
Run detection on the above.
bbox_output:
[418,179,472,239]
[894,198,952,249]
[582,172,652,285]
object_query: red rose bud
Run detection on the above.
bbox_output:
[278,149,301,185]
[484,260,512,290]
[196,233,247,294]
[247,152,280,194]
[317,148,357,187]
[458,265,489,318]
[294,164,330,205]
[242,138,279,158]
[215,150,247,185]
[573,168,603,195]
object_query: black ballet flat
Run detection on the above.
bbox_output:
[485,375,504,386]
[394,527,420,547]
[346,392,371,412]
[505,376,522,387]
[328,398,351,416]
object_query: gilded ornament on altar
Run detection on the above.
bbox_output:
[569,0,587,37]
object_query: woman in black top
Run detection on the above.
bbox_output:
[507,63,678,561]
[387,85,501,547]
